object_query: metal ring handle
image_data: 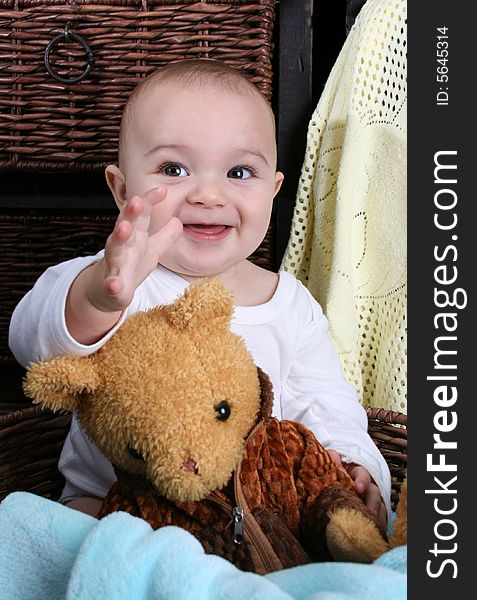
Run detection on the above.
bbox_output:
[44,23,95,84]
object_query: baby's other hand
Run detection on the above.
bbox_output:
[328,451,387,531]
[98,187,183,311]
[344,462,387,531]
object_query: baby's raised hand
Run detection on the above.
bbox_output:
[66,187,182,345]
[94,187,183,312]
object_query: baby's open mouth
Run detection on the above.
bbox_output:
[183,224,232,240]
[185,224,229,234]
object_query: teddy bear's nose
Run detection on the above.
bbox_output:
[182,457,199,474]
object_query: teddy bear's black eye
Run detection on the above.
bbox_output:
[127,445,144,461]
[214,401,231,421]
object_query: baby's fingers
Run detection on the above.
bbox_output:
[103,274,124,298]
[117,195,148,237]
[348,464,371,495]
[105,192,154,263]
[136,187,168,224]
[141,186,168,206]
[113,217,133,245]
[148,217,183,258]
[116,188,163,232]
[104,218,134,271]
[117,188,167,238]
[364,485,388,532]
[364,483,382,516]
[327,450,343,467]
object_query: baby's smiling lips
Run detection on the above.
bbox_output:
[183,223,232,241]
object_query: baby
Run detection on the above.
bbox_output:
[9,59,390,527]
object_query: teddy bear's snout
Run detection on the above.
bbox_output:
[182,457,199,475]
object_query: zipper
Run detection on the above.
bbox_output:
[232,506,244,544]
[206,420,283,574]
[207,490,280,573]
[206,493,244,547]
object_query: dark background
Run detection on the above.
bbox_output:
[408,1,473,596]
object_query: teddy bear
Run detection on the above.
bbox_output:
[23,279,389,574]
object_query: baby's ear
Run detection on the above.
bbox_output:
[164,278,234,331]
[104,163,127,210]
[23,355,100,413]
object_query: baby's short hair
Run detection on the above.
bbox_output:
[118,59,273,165]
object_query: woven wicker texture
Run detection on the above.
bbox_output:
[0,405,71,501]
[0,0,275,171]
[0,211,274,365]
[0,211,114,363]
[0,404,407,510]
[365,406,406,510]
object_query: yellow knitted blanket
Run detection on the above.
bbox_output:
[282,0,407,412]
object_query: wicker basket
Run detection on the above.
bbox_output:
[0,405,72,501]
[0,0,276,172]
[366,407,407,510]
[0,404,407,510]
[0,211,115,365]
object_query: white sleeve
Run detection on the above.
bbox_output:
[281,297,392,520]
[58,415,117,502]
[8,253,135,501]
[8,252,137,367]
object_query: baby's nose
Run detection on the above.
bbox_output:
[187,179,226,207]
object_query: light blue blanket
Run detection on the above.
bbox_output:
[0,492,406,600]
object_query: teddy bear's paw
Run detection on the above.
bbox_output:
[326,507,389,563]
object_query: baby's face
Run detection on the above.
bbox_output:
[118,83,283,279]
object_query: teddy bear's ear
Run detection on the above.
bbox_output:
[23,355,100,413]
[164,278,234,331]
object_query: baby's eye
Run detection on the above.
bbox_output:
[160,163,189,177]
[214,401,231,421]
[227,166,254,180]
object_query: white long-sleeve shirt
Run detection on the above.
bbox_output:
[9,254,391,518]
